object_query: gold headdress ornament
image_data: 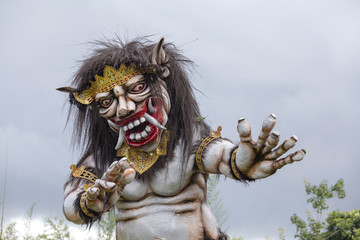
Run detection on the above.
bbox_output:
[73,63,156,105]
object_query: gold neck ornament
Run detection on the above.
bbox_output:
[116,130,170,174]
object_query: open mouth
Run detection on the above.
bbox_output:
[110,98,165,149]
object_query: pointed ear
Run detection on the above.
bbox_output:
[151,38,166,66]
[56,86,76,93]
[151,38,170,78]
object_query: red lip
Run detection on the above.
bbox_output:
[111,98,164,148]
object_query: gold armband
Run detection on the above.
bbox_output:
[230,148,242,180]
[80,192,95,218]
[195,126,222,172]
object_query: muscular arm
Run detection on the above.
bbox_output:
[201,138,239,179]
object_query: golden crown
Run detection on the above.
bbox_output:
[73,63,155,105]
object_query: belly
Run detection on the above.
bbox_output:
[116,205,203,240]
[115,183,205,240]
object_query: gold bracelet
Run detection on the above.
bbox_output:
[80,192,95,218]
[230,148,242,180]
[195,126,222,172]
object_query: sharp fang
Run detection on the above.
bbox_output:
[148,98,155,114]
[134,119,140,126]
[115,127,125,150]
[107,120,120,131]
[135,133,141,141]
[128,122,134,129]
[144,113,166,130]
[140,117,146,123]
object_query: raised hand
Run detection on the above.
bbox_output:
[236,114,306,179]
[85,158,136,214]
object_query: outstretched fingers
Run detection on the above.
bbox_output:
[273,149,306,169]
[266,135,298,160]
[262,131,280,155]
[256,114,277,152]
[237,118,253,143]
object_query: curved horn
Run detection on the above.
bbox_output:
[56,87,76,93]
[151,38,166,66]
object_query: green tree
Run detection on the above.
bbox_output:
[325,209,360,239]
[36,216,71,240]
[289,178,360,240]
[207,175,229,230]
[1,222,18,240]
[96,209,115,240]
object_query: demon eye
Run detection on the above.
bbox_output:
[99,98,113,108]
[129,81,146,94]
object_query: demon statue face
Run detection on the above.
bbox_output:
[95,67,170,152]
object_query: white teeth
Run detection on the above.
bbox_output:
[144,113,166,130]
[148,98,155,114]
[129,133,135,140]
[141,131,148,138]
[123,126,128,131]
[115,127,125,150]
[134,120,140,126]
[140,117,146,123]
[145,125,152,133]
[135,133,141,141]
[128,122,134,129]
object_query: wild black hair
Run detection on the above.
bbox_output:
[66,36,210,180]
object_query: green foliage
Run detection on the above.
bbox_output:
[96,209,115,240]
[278,228,286,240]
[290,178,359,240]
[36,216,71,240]
[1,222,18,240]
[23,203,37,240]
[326,209,360,240]
[207,175,228,229]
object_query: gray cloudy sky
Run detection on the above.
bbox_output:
[0,0,359,239]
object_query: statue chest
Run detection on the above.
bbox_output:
[120,151,197,200]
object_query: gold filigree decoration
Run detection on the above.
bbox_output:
[195,126,222,172]
[73,64,156,105]
[116,130,169,174]
[70,164,98,183]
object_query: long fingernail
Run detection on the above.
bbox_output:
[106,182,116,188]
[291,135,298,142]
[238,118,245,123]
[270,113,277,119]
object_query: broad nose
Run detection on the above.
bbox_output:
[117,96,136,117]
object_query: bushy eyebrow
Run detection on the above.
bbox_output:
[124,75,145,89]
[95,91,111,102]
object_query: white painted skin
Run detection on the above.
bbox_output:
[63,114,305,239]
[63,40,305,239]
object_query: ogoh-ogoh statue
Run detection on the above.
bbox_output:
[58,37,306,240]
